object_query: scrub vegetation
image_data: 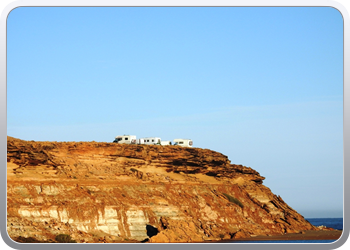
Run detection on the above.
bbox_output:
[223,193,244,208]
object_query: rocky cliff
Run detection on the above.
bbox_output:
[6,136,318,243]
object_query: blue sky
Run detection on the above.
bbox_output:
[7,7,343,218]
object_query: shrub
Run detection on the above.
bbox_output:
[14,236,57,243]
[55,234,77,243]
[222,193,244,208]
[15,236,41,243]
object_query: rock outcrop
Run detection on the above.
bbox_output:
[7,136,317,243]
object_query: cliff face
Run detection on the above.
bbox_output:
[6,136,316,243]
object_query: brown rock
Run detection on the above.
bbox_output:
[7,136,317,243]
[232,230,251,239]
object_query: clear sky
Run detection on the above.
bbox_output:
[7,7,343,218]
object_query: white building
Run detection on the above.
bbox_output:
[113,135,193,147]
[173,139,193,147]
[160,140,172,146]
[113,135,137,144]
[140,137,161,145]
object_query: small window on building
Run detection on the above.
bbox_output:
[125,138,128,140]
[152,139,155,142]
[147,140,149,142]
[179,141,184,144]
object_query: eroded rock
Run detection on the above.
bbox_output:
[7,136,315,243]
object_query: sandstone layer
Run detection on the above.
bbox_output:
[7,136,320,243]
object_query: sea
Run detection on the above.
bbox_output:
[226,218,343,244]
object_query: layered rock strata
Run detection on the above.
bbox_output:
[7,136,317,243]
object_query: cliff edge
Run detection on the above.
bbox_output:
[7,136,318,243]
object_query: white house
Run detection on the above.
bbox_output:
[160,140,172,146]
[140,137,161,145]
[173,139,193,147]
[113,135,193,147]
[113,135,137,144]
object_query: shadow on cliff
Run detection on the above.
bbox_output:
[146,224,159,237]
[140,225,159,243]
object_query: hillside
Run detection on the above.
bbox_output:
[6,136,318,243]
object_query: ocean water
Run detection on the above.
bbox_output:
[226,218,343,244]
[306,218,343,230]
